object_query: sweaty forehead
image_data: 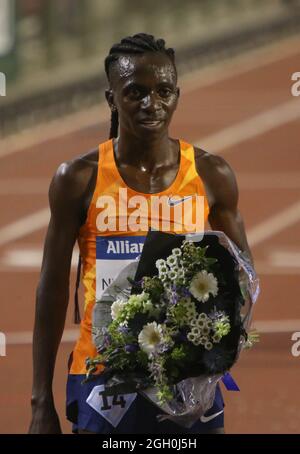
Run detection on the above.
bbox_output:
[109,53,177,87]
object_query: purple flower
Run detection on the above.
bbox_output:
[125,344,138,353]
[103,335,111,345]
[135,278,143,287]
[170,295,176,305]
[170,289,179,305]
[158,343,171,353]
[117,325,129,334]
[182,287,191,297]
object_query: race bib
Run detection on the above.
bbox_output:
[86,384,137,428]
[96,235,146,301]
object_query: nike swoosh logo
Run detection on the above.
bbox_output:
[167,195,193,206]
[200,410,224,423]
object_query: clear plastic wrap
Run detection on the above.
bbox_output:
[91,230,260,427]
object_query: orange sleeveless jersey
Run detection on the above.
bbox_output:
[69,138,210,374]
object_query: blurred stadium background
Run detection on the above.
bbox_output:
[0,0,300,433]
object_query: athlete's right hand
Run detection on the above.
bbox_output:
[29,402,62,434]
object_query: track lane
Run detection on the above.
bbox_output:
[1,38,299,433]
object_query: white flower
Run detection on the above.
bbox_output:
[159,273,168,282]
[166,255,177,266]
[187,332,197,343]
[204,341,213,351]
[212,333,221,343]
[138,322,164,357]
[168,270,177,281]
[196,319,206,328]
[202,326,210,336]
[176,268,185,279]
[189,270,218,303]
[158,265,169,274]
[156,259,166,269]
[190,317,198,327]
[111,299,126,320]
[172,248,182,257]
[187,330,202,346]
[199,337,207,345]
[164,282,172,291]
[171,265,179,273]
[205,320,213,329]
[191,327,201,336]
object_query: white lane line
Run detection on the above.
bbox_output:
[255,262,300,275]
[4,248,43,267]
[0,208,50,247]
[253,249,300,274]
[1,254,300,274]
[237,172,300,190]
[1,36,299,160]
[6,319,300,345]
[0,178,49,194]
[247,200,300,248]
[197,99,300,153]
[253,320,300,334]
[0,104,107,160]
[269,250,300,267]
[0,246,79,269]
[180,35,300,93]
[6,329,80,345]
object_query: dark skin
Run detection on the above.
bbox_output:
[29,52,253,434]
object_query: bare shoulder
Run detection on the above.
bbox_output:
[194,146,238,207]
[194,147,236,182]
[50,148,98,203]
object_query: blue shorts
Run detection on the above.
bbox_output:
[66,374,225,434]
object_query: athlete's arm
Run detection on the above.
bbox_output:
[29,161,87,434]
[195,150,254,266]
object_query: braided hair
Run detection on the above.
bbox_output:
[104,33,176,139]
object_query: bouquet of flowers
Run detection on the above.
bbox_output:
[86,230,259,426]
